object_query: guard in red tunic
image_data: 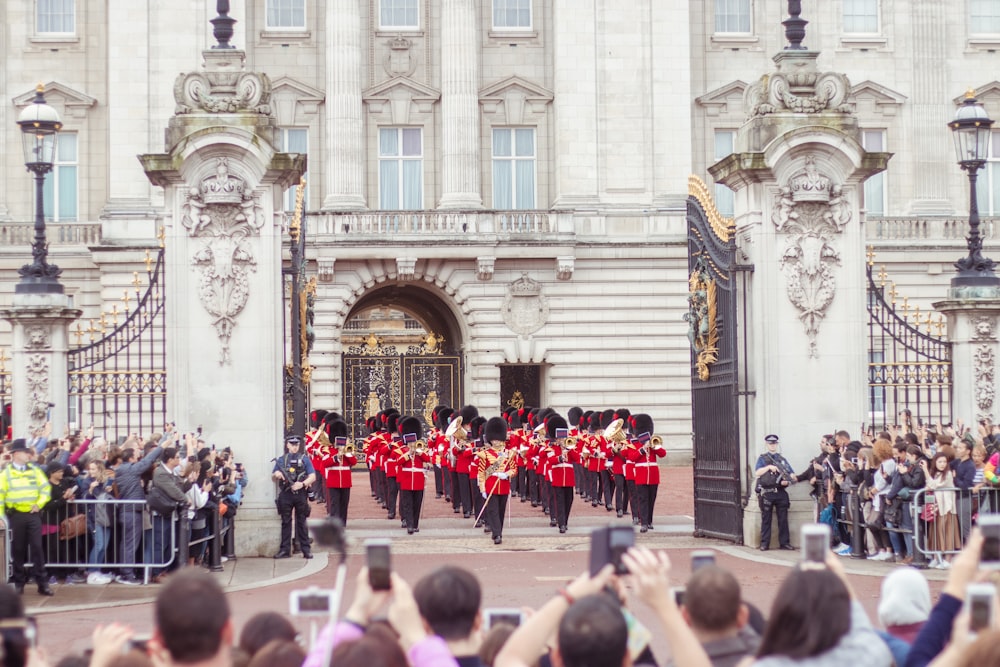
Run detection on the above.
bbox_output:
[479,417,515,544]
[397,416,430,534]
[626,413,665,533]
[321,419,357,525]
[467,416,487,527]
[380,412,402,522]
[590,412,614,511]
[545,416,580,534]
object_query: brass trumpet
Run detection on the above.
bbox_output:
[649,435,663,448]
[343,442,356,456]
[564,436,578,450]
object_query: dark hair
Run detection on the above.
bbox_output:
[239,612,297,656]
[160,447,178,464]
[155,570,230,662]
[329,632,407,667]
[0,585,25,620]
[121,448,136,464]
[479,624,516,667]
[685,565,742,632]
[53,657,91,667]
[906,445,923,458]
[557,595,628,667]
[931,452,952,479]
[835,430,850,440]
[246,640,306,667]
[413,566,482,640]
[757,567,851,660]
[904,432,919,446]
[104,654,153,667]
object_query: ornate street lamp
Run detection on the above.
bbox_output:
[16,84,63,294]
[948,91,1000,287]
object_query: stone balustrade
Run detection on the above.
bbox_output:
[0,222,102,247]
[867,216,998,242]
[304,210,557,237]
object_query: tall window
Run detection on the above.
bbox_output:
[42,133,77,222]
[379,128,422,210]
[862,130,886,216]
[493,128,536,210]
[843,0,878,33]
[713,130,735,217]
[266,0,305,29]
[380,0,418,29]
[493,0,531,30]
[37,0,75,34]
[279,129,309,211]
[971,0,1000,34]
[715,0,750,33]
[978,131,1000,215]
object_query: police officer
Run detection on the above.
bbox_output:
[272,435,316,559]
[755,434,797,551]
[0,439,53,595]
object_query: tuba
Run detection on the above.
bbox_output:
[446,416,467,441]
[604,418,628,454]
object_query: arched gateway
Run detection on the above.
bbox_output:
[340,284,464,442]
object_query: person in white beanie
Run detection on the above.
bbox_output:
[876,567,931,666]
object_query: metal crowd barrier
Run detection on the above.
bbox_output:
[19,498,231,584]
[828,485,996,562]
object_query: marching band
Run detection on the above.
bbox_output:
[301,405,664,544]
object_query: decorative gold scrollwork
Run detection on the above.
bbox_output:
[684,259,720,381]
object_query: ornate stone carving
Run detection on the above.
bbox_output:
[25,354,50,429]
[501,274,549,336]
[24,326,51,350]
[173,68,272,115]
[477,256,496,282]
[975,344,996,419]
[556,257,575,281]
[743,52,851,118]
[396,257,417,281]
[772,157,852,357]
[971,315,997,341]
[384,36,418,78]
[181,160,266,364]
[317,258,336,283]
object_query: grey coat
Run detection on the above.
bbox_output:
[114,446,162,504]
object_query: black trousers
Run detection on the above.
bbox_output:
[450,470,462,510]
[528,470,540,504]
[636,483,658,527]
[614,473,628,512]
[553,486,574,528]
[277,489,311,555]
[601,469,614,507]
[759,491,791,548]
[485,494,508,538]
[386,477,399,518]
[375,469,387,504]
[400,489,424,530]
[326,487,350,526]
[433,466,444,497]
[9,510,46,586]
[471,476,485,521]
[443,467,452,499]
[627,480,640,521]
[586,470,600,503]
[458,472,472,516]
[518,468,529,499]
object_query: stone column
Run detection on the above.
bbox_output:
[438,0,482,210]
[933,302,1000,425]
[551,0,599,208]
[103,0,154,222]
[322,0,366,211]
[1,294,81,439]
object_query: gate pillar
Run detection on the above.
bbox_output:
[140,25,304,555]
[709,9,890,546]
[933,302,1000,426]
[1,296,80,439]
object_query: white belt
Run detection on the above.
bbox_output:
[402,467,424,473]
[327,466,350,471]
[636,462,657,467]
[553,463,574,469]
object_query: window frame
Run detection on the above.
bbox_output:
[36,0,76,36]
[714,0,752,35]
[378,127,424,211]
[843,0,880,35]
[970,0,1000,36]
[379,0,420,31]
[42,131,78,223]
[712,129,736,218]
[977,129,1000,216]
[491,127,537,210]
[861,129,887,217]
[278,128,309,212]
[491,0,532,32]
[265,0,307,31]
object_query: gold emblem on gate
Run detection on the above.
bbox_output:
[684,257,720,382]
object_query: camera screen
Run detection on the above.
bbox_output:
[298,595,331,613]
[804,534,826,563]
[488,612,523,628]
[971,596,992,632]
[983,535,1000,565]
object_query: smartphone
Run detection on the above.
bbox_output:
[589,525,635,576]
[483,607,525,630]
[980,514,1000,570]
[365,538,392,591]
[621,607,653,662]
[289,588,337,617]
[128,635,151,653]
[801,523,830,563]
[672,586,685,606]
[966,583,996,634]
[691,549,716,571]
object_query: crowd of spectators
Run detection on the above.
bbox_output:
[793,412,1000,568]
[0,422,247,588]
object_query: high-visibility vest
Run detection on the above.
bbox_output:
[0,465,51,514]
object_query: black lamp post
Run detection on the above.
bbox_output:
[948,91,1000,287]
[16,84,63,295]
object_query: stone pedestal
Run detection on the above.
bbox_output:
[141,49,304,556]
[0,293,81,439]
[932,298,1000,424]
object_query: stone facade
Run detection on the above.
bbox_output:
[0,0,998,467]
